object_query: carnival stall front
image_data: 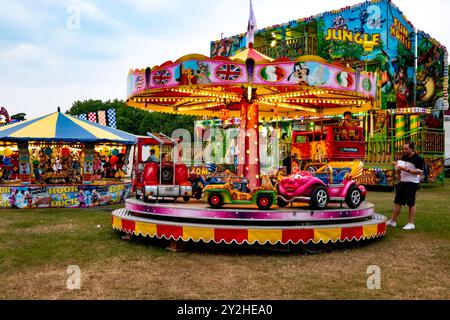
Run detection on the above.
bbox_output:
[0,110,137,209]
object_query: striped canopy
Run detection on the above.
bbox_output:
[0,112,137,144]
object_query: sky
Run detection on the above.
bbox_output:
[1,0,449,118]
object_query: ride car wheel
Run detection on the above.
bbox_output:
[345,185,362,209]
[277,197,289,207]
[208,192,224,208]
[256,194,273,210]
[310,186,328,209]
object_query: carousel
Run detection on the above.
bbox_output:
[113,2,387,248]
[0,109,137,209]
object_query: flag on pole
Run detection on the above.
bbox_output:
[107,109,117,128]
[246,0,258,48]
[88,112,97,123]
[98,110,107,125]
[77,114,87,121]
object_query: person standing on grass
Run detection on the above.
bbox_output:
[387,142,424,230]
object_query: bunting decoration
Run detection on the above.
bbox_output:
[98,110,107,125]
[72,109,117,129]
[107,109,117,128]
[88,112,97,123]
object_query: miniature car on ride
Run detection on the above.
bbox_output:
[277,162,367,209]
[132,133,192,202]
[203,175,276,210]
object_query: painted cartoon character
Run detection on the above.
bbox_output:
[394,67,410,108]
[78,189,86,207]
[24,189,33,208]
[91,189,100,206]
[176,64,197,85]
[332,15,348,30]
[10,189,17,208]
[196,61,211,84]
[287,62,309,85]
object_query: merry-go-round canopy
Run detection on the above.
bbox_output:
[126,50,379,119]
[0,111,137,144]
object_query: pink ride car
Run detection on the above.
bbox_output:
[277,163,367,209]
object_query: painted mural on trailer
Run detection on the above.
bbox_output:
[0,183,131,209]
[316,0,415,110]
[210,0,418,110]
[416,31,449,111]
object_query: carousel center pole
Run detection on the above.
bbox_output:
[238,99,260,190]
[238,0,261,190]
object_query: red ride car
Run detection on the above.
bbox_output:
[131,133,192,202]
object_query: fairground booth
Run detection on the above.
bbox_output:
[0,110,137,209]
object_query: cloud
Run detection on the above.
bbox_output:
[0,0,448,120]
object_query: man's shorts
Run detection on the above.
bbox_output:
[394,182,420,206]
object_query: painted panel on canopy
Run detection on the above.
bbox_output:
[416,31,449,111]
[127,71,146,98]
[130,59,248,95]
[253,60,377,98]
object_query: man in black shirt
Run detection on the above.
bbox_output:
[387,142,424,230]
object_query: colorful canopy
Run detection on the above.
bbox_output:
[0,111,137,144]
[127,50,377,118]
[231,47,273,63]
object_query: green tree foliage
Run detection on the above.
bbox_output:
[66,99,198,136]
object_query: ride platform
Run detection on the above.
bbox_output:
[112,199,387,246]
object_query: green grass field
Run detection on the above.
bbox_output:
[0,180,449,300]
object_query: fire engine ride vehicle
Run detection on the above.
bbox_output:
[131,133,192,202]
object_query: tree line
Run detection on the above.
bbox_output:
[66,99,198,136]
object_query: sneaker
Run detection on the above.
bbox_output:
[386,220,397,227]
[403,223,415,230]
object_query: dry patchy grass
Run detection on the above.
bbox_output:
[0,182,449,300]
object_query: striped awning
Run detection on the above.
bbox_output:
[0,112,137,144]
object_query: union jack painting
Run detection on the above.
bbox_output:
[152,69,171,85]
[216,64,242,81]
